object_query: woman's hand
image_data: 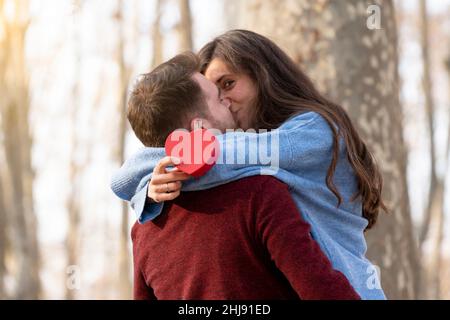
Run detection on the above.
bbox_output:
[147,156,191,203]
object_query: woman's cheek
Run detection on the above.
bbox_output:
[228,86,242,102]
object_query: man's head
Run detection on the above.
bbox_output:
[127,52,237,147]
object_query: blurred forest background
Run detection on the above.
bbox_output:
[0,0,449,300]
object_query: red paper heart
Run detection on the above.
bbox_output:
[165,129,220,178]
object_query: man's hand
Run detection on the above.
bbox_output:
[147,156,191,203]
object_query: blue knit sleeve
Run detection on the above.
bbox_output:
[110,112,324,223]
[179,111,325,192]
[110,147,166,223]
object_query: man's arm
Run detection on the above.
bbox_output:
[254,177,360,300]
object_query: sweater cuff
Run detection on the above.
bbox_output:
[131,182,164,224]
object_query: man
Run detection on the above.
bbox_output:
[126,52,359,300]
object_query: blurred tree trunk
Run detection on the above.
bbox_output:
[0,13,7,295]
[0,170,6,298]
[418,0,440,248]
[65,0,83,300]
[0,0,40,299]
[236,0,420,299]
[417,0,446,300]
[433,53,450,299]
[151,0,164,68]
[427,184,445,299]
[66,119,81,300]
[115,0,132,299]
[224,1,242,30]
[176,0,192,52]
[446,55,450,159]
[0,147,13,300]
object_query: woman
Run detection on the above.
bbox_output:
[111,30,387,299]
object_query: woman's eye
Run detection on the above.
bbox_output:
[223,80,235,89]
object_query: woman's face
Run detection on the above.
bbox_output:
[204,58,258,130]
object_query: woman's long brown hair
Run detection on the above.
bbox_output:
[198,30,387,230]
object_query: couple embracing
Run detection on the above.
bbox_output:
[111,30,387,300]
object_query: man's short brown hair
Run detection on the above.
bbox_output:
[127,52,207,147]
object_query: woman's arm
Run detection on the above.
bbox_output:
[111,112,328,222]
[111,147,166,202]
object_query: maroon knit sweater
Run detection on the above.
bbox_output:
[132,176,360,300]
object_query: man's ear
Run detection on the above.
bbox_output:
[190,117,212,131]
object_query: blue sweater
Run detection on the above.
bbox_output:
[111,112,386,300]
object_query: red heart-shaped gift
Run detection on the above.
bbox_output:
[165,128,220,178]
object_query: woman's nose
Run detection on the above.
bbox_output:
[221,97,232,109]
